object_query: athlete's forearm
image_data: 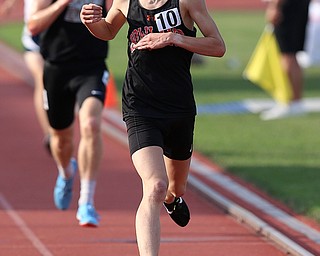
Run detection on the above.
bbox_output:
[28,0,70,36]
[84,19,115,41]
[81,3,124,41]
[172,33,226,57]
[132,32,225,58]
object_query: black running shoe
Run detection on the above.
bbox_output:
[163,197,190,227]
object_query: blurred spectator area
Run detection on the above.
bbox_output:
[0,0,264,25]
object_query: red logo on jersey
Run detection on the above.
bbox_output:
[146,15,155,21]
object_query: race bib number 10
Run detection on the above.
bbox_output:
[154,8,181,32]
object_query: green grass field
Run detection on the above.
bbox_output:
[1,10,320,222]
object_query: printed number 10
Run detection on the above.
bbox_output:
[155,8,181,31]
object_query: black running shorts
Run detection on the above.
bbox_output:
[274,0,310,53]
[124,115,195,160]
[43,60,108,129]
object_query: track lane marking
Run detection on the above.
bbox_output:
[188,175,315,256]
[101,108,318,255]
[190,157,320,244]
[0,193,53,256]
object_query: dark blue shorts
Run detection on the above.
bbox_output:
[124,115,195,160]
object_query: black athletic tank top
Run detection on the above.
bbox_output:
[40,0,108,63]
[123,0,197,118]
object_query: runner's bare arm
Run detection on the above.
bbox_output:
[265,0,284,25]
[133,0,225,57]
[28,0,72,35]
[80,0,128,41]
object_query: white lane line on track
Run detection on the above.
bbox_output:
[93,236,241,243]
[101,108,317,256]
[3,39,316,255]
[0,193,53,256]
[190,157,320,244]
[188,175,315,256]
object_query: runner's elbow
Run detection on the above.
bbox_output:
[211,40,226,58]
[216,43,226,57]
[27,20,41,36]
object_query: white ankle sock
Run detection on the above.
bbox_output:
[57,159,75,179]
[78,180,96,206]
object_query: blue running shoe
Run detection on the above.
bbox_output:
[53,158,77,210]
[76,203,100,227]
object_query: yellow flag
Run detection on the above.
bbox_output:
[243,26,292,104]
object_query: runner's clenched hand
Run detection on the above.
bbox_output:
[80,4,103,24]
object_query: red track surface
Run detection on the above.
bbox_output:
[0,0,265,23]
[1,1,320,255]
[0,61,289,255]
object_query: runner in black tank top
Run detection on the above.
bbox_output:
[123,0,197,118]
[29,0,110,228]
[80,1,225,254]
